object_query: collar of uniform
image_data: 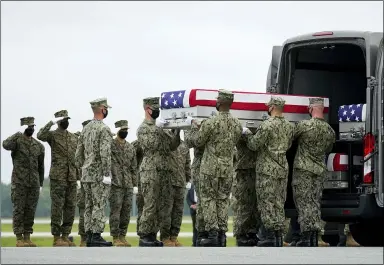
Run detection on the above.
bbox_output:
[143,119,155,125]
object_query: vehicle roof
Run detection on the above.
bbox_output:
[283,30,383,45]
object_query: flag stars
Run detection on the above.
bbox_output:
[165,101,168,106]
[355,117,360,121]
[349,105,353,109]
[340,105,345,109]
[178,92,183,97]
[170,93,174,98]
[173,99,177,106]
[350,109,355,115]
[346,117,350,122]
[356,104,361,108]
[162,93,166,98]
[343,110,347,116]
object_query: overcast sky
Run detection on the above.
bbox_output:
[1,1,383,184]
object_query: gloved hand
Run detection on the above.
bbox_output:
[39,187,43,193]
[155,119,169,128]
[52,117,64,124]
[185,116,194,125]
[133,187,138,194]
[242,127,251,135]
[77,180,81,190]
[102,176,112,185]
[185,182,192,189]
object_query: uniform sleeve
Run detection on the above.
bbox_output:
[190,120,212,148]
[325,129,336,153]
[38,144,45,187]
[185,149,191,182]
[137,126,159,151]
[75,134,85,169]
[246,122,271,151]
[2,132,22,151]
[37,121,54,144]
[100,126,113,177]
[184,130,197,148]
[294,121,306,139]
[131,146,138,187]
[163,130,180,151]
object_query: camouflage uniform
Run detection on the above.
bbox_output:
[137,97,180,246]
[109,120,137,247]
[132,140,144,236]
[37,110,78,246]
[234,133,261,245]
[75,120,91,246]
[2,117,45,247]
[160,139,191,246]
[292,98,335,246]
[246,97,295,246]
[230,148,238,235]
[189,90,242,246]
[75,98,113,246]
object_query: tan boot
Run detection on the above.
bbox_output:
[112,236,125,247]
[283,241,289,247]
[80,235,87,247]
[62,234,76,247]
[170,236,183,247]
[318,234,330,247]
[16,234,27,247]
[53,235,69,247]
[119,235,131,247]
[162,238,175,247]
[346,233,360,247]
[24,233,37,247]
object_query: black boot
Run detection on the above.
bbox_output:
[218,231,226,247]
[200,230,219,247]
[139,234,156,247]
[86,231,93,247]
[310,231,318,247]
[275,231,283,247]
[337,235,347,247]
[196,231,207,247]
[289,232,301,246]
[236,235,251,246]
[257,230,276,247]
[247,232,259,246]
[296,231,311,247]
[150,233,163,247]
[90,233,113,247]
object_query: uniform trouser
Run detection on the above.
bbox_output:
[256,173,287,232]
[233,169,260,237]
[136,182,144,236]
[50,180,77,236]
[11,185,40,235]
[194,180,205,233]
[77,185,86,236]
[139,170,170,235]
[83,182,111,233]
[200,174,232,232]
[292,169,325,233]
[231,193,238,233]
[160,185,184,240]
[109,186,133,237]
[191,210,197,246]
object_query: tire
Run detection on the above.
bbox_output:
[349,218,384,247]
[322,235,339,246]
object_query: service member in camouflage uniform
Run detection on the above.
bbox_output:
[136,97,180,247]
[37,110,78,247]
[245,96,295,247]
[160,139,191,247]
[131,140,143,237]
[292,98,335,247]
[189,89,242,247]
[75,98,113,247]
[234,130,261,246]
[2,117,45,247]
[75,120,92,247]
[184,127,207,246]
[109,120,137,247]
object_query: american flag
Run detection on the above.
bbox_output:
[160,89,330,113]
[338,104,366,122]
[161,90,186,109]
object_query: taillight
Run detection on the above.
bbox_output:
[363,133,375,184]
[313,31,334,36]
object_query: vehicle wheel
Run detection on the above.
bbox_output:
[322,235,339,246]
[349,218,384,247]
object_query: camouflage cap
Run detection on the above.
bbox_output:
[115,120,129,129]
[143,97,160,109]
[20,117,35,126]
[309,97,324,106]
[266,96,285,107]
[54,110,70,119]
[216,89,234,102]
[82,120,92,127]
[90,97,112,108]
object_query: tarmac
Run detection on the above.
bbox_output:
[1,247,383,264]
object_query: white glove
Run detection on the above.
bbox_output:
[133,187,138,194]
[77,181,81,190]
[52,117,64,124]
[185,116,194,125]
[39,187,42,193]
[242,127,251,135]
[102,176,112,185]
[155,119,169,128]
[229,193,232,199]
[185,182,192,189]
